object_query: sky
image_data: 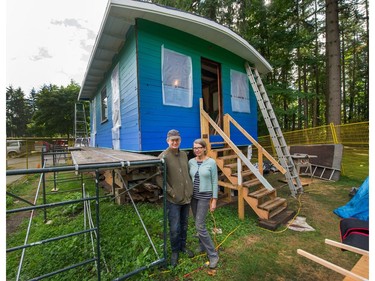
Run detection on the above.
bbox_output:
[6,0,109,95]
[2,1,109,277]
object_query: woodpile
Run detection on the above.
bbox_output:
[114,181,162,204]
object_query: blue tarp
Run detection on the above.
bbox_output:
[333,176,369,221]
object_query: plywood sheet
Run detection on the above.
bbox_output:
[71,147,159,165]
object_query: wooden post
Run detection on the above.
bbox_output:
[258,149,263,175]
[237,158,244,220]
[223,114,230,138]
[200,98,211,150]
[238,185,244,220]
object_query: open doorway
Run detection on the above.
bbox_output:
[201,58,222,134]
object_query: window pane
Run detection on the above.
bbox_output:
[231,69,250,113]
[101,87,108,121]
[162,47,192,108]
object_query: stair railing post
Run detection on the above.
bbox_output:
[237,158,245,220]
[199,98,211,151]
[223,114,230,139]
[258,149,264,175]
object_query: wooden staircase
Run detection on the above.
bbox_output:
[209,146,287,220]
[199,98,294,225]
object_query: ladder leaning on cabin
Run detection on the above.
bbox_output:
[245,63,303,197]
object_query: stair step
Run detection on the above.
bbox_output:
[269,205,288,219]
[212,147,233,153]
[248,188,275,198]
[224,162,248,169]
[232,170,253,177]
[219,155,238,161]
[242,178,261,188]
[258,197,286,211]
[218,180,237,190]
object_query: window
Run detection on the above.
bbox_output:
[101,87,108,122]
[162,46,193,108]
[230,69,250,113]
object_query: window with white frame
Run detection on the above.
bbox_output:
[101,87,108,122]
[161,46,193,108]
[230,69,250,113]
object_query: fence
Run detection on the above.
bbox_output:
[257,121,369,181]
[258,122,369,149]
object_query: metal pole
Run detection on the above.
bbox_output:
[42,152,47,222]
[95,170,101,281]
[162,159,167,264]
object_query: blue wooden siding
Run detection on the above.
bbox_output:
[117,27,140,151]
[93,85,112,148]
[136,19,257,152]
[92,27,141,151]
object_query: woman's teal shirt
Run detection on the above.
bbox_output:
[188,157,218,199]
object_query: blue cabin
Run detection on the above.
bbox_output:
[78,0,273,153]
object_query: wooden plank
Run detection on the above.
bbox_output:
[259,198,286,210]
[258,210,295,231]
[297,250,367,281]
[248,188,274,198]
[71,147,159,165]
[343,256,369,281]
[242,178,261,187]
[325,239,369,256]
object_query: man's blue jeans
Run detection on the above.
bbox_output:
[190,198,218,259]
[167,201,190,253]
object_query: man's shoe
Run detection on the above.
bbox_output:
[171,252,179,267]
[181,247,194,258]
[209,255,219,269]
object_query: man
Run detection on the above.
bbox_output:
[157,129,194,267]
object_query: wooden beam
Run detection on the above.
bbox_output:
[297,249,368,281]
[325,239,369,256]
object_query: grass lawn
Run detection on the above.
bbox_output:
[6,168,367,281]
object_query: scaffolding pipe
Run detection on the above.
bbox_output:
[7,228,96,253]
[6,156,166,280]
[16,171,44,281]
[6,196,101,214]
[7,159,163,176]
[29,258,97,281]
[95,170,101,281]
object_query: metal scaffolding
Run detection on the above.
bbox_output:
[6,151,167,280]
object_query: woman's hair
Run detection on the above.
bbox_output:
[193,138,207,155]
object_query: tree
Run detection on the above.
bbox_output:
[30,81,80,138]
[325,0,341,125]
[6,86,32,137]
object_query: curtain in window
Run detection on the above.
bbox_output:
[111,64,121,150]
[90,98,96,147]
[162,46,192,108]
[230,69,250,113]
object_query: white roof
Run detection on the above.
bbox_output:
[79,0,272,99]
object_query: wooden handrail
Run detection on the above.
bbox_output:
[199,99,274,190]
[224,114,286,174]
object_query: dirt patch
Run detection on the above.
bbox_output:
[6,211,30,234]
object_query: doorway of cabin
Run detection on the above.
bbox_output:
[201,58,222,135]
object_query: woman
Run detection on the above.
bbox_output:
[188,138,219,269]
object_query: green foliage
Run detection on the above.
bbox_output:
[6,86,32,137]
[30,81,81,137]
[151,0,368,126]
[6,169,366,280]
